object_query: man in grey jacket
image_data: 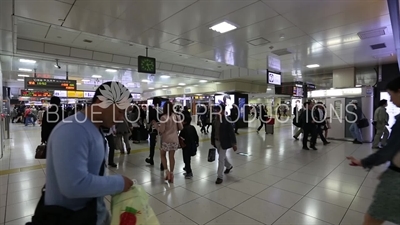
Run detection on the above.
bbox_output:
[372,99,389,149]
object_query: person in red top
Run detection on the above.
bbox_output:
[24,106,35,126]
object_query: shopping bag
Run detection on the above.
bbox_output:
[208,148,216,162]
[357,118,369,128]
[111,184,160,225]
[35,144,47,159]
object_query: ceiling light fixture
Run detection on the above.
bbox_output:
[82,79,90,82]
[106,69,117,73]
[194,85,199,87]
[142,79,150,83]
[19,68,32,72]
[199,80,208,83]
[148,87,154,90]
[178,83,186,86]
[160,75,170,78]
[162,89,167,90]
[17,79,24,81]
[19,59,36,64]
[162,85,169,88]
[306,64,320,68]
[77,83,82,85]
[18,74,29,77]
[210,21,237,33]
[92,75,102,78]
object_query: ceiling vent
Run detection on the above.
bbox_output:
[170,38,194,46]
[247,37,270,46]
[83,39,93,43]
[370,43,386,50]
[271,48,292,56]
[357,27,386,39]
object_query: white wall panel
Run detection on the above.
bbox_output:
[112,55,130,64]
[17,39,44,53]
[93,52,113,62]
[44,43,70,56]
[70,48,93,59]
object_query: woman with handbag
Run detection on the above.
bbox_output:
[158,102,183,183]
[347,78,400,225]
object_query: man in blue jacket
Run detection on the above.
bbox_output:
[211,104,237,184]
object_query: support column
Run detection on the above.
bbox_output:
[332,68,356,88]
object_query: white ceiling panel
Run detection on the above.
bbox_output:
[71,33,107,49]
[310,15,391,42]
[116,44,147,57]
[263,0,358,15]
[0,0,12,31]
[15,0,71,25]
[46,25,81,43]
[102,19,148,41]
[73,0,131,18]
[63,6,117,34]
[131,29,178,47]
[93,38,131,53]
[0,30,13,53]
[17,20,50,40]
[153,0,257,35]
[119,0,197,30]
[176,43,214,55]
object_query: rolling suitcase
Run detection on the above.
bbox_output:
[266,118,275,134]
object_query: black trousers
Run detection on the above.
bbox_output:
[257,122,266,132]
[234,122,239,133]
[303,127,317,148]
[316,125,328,144]
[105,134,116,164]
[182,147,192,174]
[149,132,157,159]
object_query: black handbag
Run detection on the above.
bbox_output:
[208,148,216,162]
[35,144,47,159]
[357,113,369,128]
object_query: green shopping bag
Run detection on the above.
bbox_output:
[111,184,160,225]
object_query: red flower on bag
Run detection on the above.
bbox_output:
[120,206,141,225]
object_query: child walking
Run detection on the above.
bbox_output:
[179,116,199,179]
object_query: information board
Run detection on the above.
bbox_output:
[25,78,76,90]
[67,91,84,98]
[21,90,53,97]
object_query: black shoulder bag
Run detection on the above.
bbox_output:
[26,129,107,225]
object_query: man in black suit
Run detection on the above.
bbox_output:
[301,101,318,150]
[314,102,330,146]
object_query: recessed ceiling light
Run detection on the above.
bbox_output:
[267,88,272,91]
[148,87,154,90]
[82,79,90,82]
[210,21,237,33]
[160,75,170,78]
[178,83,186,86]
[18,74,29,77]
[194,85,199,87]
[162,85,169,88]
[142,79,150,83]
[19,68,32,72]
[19,59,36,64]
[306,64,320,68]
[195,94,203,96]
[106,69,117,73]
[199,80,207,83]
[92,75,102,78]
[17,79,24,81]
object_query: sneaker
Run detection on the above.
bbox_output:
[323,142,330,145]
[108,162,117,168]
[224,166,233,174]
[145,158,154,165]
[185,173,193,179]
[215,178,223,184]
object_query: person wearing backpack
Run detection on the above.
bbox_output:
[179,116,199,179]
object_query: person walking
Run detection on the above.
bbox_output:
[348,100,364,144]
[257,105,267,133]
[103,125,117,167]
[179,116,199,179]
[372,99,389,149]
[346,77,400,225]
[211,104,237,184]
[302,101,318,150]
[314,102,330,145]
[41,96,64,143]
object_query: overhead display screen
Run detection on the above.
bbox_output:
[138,56,156,74]
[24,78,77,91]
[21,90,53,97]
[267,71,282,85]
[54,90,68,98]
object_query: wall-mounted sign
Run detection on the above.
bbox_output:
[21,90,53,97]
[53,90,67,98]
[25,78,77,90]
[267,54,281,72]
[309,88,362,98]
[67,91,84,98]
[138,56,156,74]
[267,71,282,85]
[83,91,95,98]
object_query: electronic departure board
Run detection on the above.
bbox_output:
[21,90,53,97]
[24,78,77,90]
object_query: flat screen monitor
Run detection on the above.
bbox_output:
[380,92,400,132]
[267,71,282,85]
[214,94,235,116]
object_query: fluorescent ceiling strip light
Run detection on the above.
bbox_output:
[17,79,24,81]
[210,21,237,33]
[19,59,36,64]
[160,75,170,78]
[19,68,32,72]
[106,69,117,73]
[199,80,208,83]
[92,75,102,78]
[141,79,150,83]
[18,74,29,77]
[82,79,90,82]
[306,64,320,68]
[178,83,186,85]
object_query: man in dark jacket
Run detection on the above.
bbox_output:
[41,96,64,143]
[301,101,318,150]
[211,104,237,184]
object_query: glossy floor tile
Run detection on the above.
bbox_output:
[0,122,392,225]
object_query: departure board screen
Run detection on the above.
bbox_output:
[24,78,77,90]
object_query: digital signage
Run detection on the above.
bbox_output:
[20,90,53,97]
[24,78,77,91]
[267,71,282,85]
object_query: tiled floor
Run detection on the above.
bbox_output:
[0,120,397,225]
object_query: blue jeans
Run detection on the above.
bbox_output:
[350,123,362,142]
[24,116,35,126]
